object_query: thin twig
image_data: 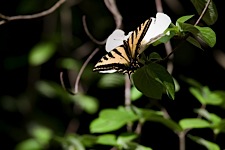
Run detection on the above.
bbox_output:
[194,0,212,26]
[82,16,106,45]
[0,0,66,25]
[155,0,174,74]
[104,0,122,29]
[74,48,100,94]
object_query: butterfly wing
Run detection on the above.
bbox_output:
[127,18,152,58]
[93,18,152,74]
[93,46,131,74]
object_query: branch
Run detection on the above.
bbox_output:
[74,48,100,94]
[104,0,122,29]
[155,0,174,74]
[194,0,212,26]
[0,0,66,25]
[82,16,106,45]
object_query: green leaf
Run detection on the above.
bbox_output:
[179,118,211,130]
[191,0,218,25]
[63,134,85,150]
[124,142,153,150]
[195,26,216,47]
[131,86,143,101]
[189,87,206,105]
[96,134,117,146]
[98,74,124,88]
[133,66,163,99]
[147,116,183,132]
[188,135,220,150]
[28,124,53,145]
[73,94,99,114]
[186,36,203,50]
[117,133,138,145]
[177,22,199,34]
[213,119,225,134]
[29,42,56,66]
[194,109,221,124]
[180,76,203,88]
[79,135,97,147]
[176,15,194,25]
[57,58,81,70]
[15,139,42,150]
[133,63,175,99]
[90,108,138,133]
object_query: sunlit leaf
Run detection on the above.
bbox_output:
[176,15,194,25]
[179,118,211,130]
[195,26,216,47]
[79,135,97,147]
[28,124,53,145]
[90,108,138,133]
[29,42,56,66]
[117,133,138,145]
[188,135,220,150]
[189,87,206,105]
[96,134,117,146]
[191,0,218,25]
[15,139,42,150]
[131,86,142,101]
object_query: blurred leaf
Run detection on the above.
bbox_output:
[180,76,203,88]
[79,135,97,147]
[173,77,180,92]
[28,124,53,145]
[96,134,117,146]
[194,108,221,124]
[29,42,56,66]
[57,58,81,70]
[73,94,99,114]
[190,87,206,105]
[131,86,143,101]
[98,74,124,88]
[148,116,182,132]
[188,135,220,150]
[36,81,99,114]
[63,134,85,150]
[195,26,216,47]
[123,142,153,150]
[15,138,42,150]
[179,118,211,130]
[117,133,138,146]
[213,119,225,134]
[90,108,138,133]
[191,0,218,25]
[190,86,223,106]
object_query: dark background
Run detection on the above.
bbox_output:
[0,0,225,149]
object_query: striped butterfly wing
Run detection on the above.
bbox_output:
[93,45,131,74]
[127,18,152,59]
[93,18,152,75]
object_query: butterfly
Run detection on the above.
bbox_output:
[93,13,171,78]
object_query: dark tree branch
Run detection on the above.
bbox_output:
[0,0,66,25]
